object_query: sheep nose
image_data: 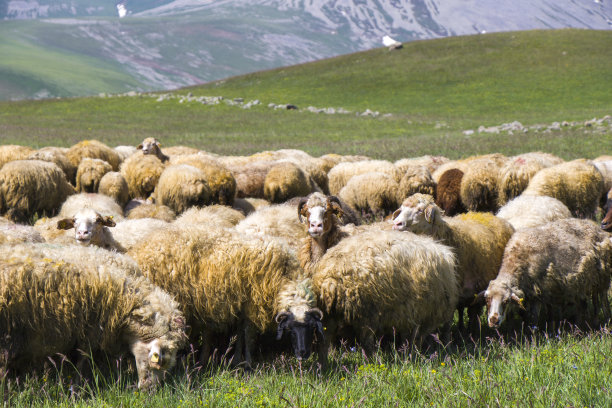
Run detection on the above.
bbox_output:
[392,222,402,230]
[310,222,322,229]
[488,314,499,327]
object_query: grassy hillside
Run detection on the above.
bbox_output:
[0,29,610,161]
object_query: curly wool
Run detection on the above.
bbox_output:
[235,203,308,250]
[0,218,44,244]
[496,195,571,230]
[174,205,245,229]
[98,172,130,208]
[338,172,401,217]
[0,160,75,222]
[120,151,166,199]
[170,154,237,205]
[75,158,113,193]
[264,162,313,203]
[153,164,211,214]
[328,160,401,195]
[27,147,77,183]
[65,140,122,171]
[398,165,436,199]
[460,156,508,213]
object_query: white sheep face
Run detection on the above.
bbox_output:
[57,208,115,246]
[485,286,523,328]
[130,338,177,389]
[138,137,161,155]
[307,206,327,237]
[391,203,432,234]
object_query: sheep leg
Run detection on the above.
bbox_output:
[456,306,465,334]
[601,291,611,323]
[242,320,255,369]
[358,326,377,355]
[318,319,337,370]
[198,334,212,367]
[467,304,483,338]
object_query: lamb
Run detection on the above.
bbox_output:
[496,195,571,231]
[0,243,187,389]
[264,162,314,203]
[0,145,35,169]
[522,159,604,218]
[125,200,177,222]
[174,205,245,229]
[482,218,612,329]
[235,203,308,249]
[327,160,401,195]
[120,151,166,200]
[337,172,401,218]
[153,164,212,214]
[392,193,514,333]
[65,140,122,171]
[128,224,301,367]
[435,168,466,216]
[27,147,77,183]
[460,155,508,213]
[75,158,113,193]
[98,171,130,208]
[170,154,236,205]
[0,160,75,223]
[138,137,169,162]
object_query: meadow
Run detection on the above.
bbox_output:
[0,29,611,407]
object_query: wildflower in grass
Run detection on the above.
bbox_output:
[431,369,437,374]
[440,362,445,367]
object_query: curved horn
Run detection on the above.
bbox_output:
[307,308,324,320]
[327,196,342,206]
[275,311,291,323]
[297,197,309,223]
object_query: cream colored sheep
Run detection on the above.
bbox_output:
[338,172,400,218]
[398,165,436,199]
[174,205,245,229]
[496,195,572,230]
[460,155,508,213]
[27,147,77,183]
[153,164,211,214]
[264,162,313,203]
[0,243,186,389]
[0,218,44,244]
[138,137,169,162]
[75,158,113,193]
[125,200,177,222]
[120,151,166,199]
[0,145,35,169]
[395,155,450,174]
[170,154,236,205]
[328,160,401,195]
[235,203,308,249]
[232,197,270,216]
[98,171,130,208]
[59,193,125,221]
[65,140,121,171]
[114,145,138,162]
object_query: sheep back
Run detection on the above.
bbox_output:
[120,152,165,199]
[435,168,466,216]
[170,155,237,205]
[496,195,571,230]
[0,145,35,170]
[174,205,245,229]
[153,164,211,214]
[126,201,176,222]
[98,172,130,208]
[338,172,400,217]
[27,147,77,183]
[75,158,113,193]
[65,140,121,171]
[264,162,312,203]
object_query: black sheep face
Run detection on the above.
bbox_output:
[276,310,324,361]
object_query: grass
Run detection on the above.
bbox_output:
[2,328,610,407]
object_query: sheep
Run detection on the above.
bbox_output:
[75,158,113,193]
[318,153,370,174]
[227,161,275,199]
[232,197,270,216]
[170,154,236,205]
[161,146,200,157]
[460,155,508,213]
[65,140,122,171]
[497,152,564,206]
[592,159,612,206]
[431,154,506,184]
[395,155,450,174]
[435,168,466,216]
[27,147,77,183]
[0,145,35,169]
[153,164,212,214]
[138,137,169,162]
[128,224,301,367]
[286,195,360,227]
[310,228,458,358]
[398,165,436,199]
[0,218,44,244]
[0,243,187,389]
[496,195,572,231]
[327,160,401,195]
[125,200,177,222]
[98,171,130,208]
[56,207,124,251]
[264,162,313,204]
[120,151,166,199]
[338,172,401,218]
[110,218,170,252]
[482,218,612,330]
[174,205,245,229]
[235,204,308,249]
[522,159,604,218]
[392,193,514,334]
[601,187,612,231]
[0,160,75,223]
[114,145,138,162]
[254,150,330,194]
[275,277,325,362]
[59,192,125,221]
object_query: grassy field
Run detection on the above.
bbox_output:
[0,29,611,406]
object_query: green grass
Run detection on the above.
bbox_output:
[1,29,610,160]
[2,329,610,407]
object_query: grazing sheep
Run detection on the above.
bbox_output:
[114,145,138,162]
[59,193,125,221]
[311,228,458,357]
[56,207,124,251]
[0,218,44,244]
[0,145,35,169]
[75,158,113,193]
[496,195,572,230]
[120,151,166,199]
[235,204,308,249]
[497,152,564,206]
[522,159,604,218]
[27,147,77,183]
[153,164,211,214]
[435,168,466,216]
[392,193,514,333]
[170,155,236,205]
[0,160,75,223]
[328,160,401,195]
[128,224,301,366]
[125,200,177,222]
[338,172,401,218]
[65,140,121,171]
[482,218,612,329]
[398,165,436,199]
[0,243,187,389]
[395,155,450,174]
[264,162,313,204]
[138,137,169,162]
[174,205,245,229]
[232,198,270,216]
[98,172,130,208]
[460,155,508,213]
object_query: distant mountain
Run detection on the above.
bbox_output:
[1,1,610,100]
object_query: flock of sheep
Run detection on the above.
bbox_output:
[0,138,611,389]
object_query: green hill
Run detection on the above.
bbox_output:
[0,29,610,160]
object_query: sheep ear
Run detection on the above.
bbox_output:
[275,312,290,340]
[97,215,116,227]
[156,141,162,147]
[472,290,486,305]
[511,293,525,310]
[57,218,75,230]
[392,208,401,220]
[424,206,436,223]
[137,144,143,150]
[297,197,309,223]
[330,201,344,218]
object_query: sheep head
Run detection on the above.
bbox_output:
[276,308,324,361]
[57,208,115,246]
[298,193,343,238]
[483,282,525,328]
[138,137,162,156]
[130,336,181,389]
[392,193,440,233]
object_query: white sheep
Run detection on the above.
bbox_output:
[496,195,571,230]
